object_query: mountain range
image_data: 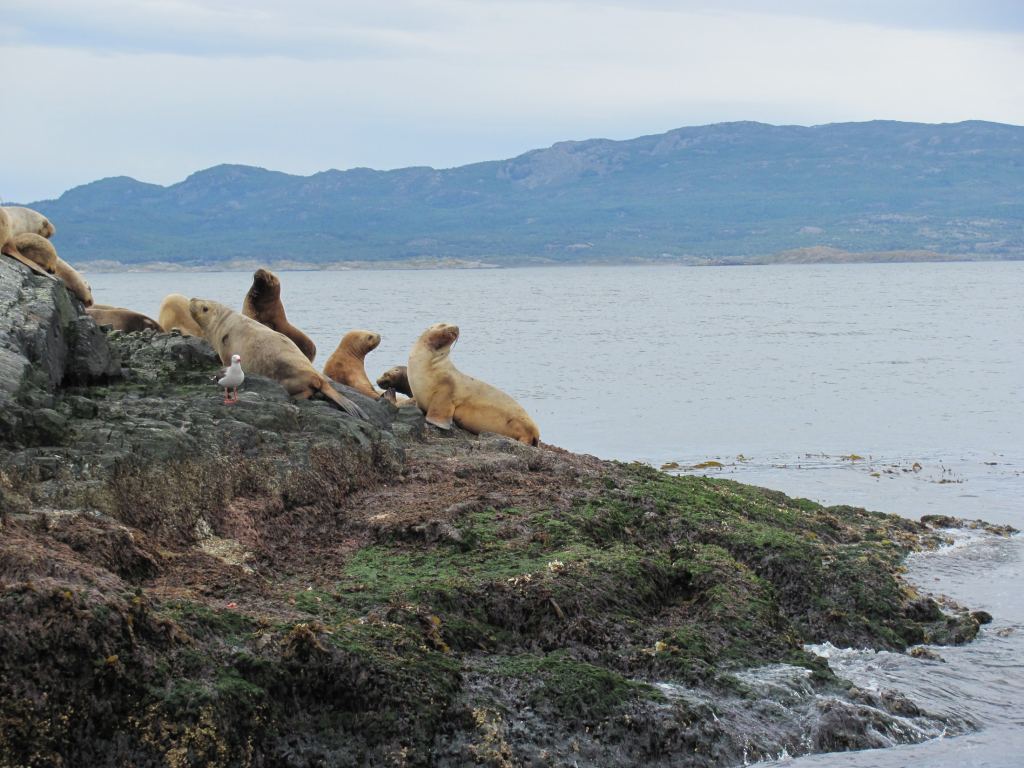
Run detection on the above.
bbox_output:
[23,120,1024,267]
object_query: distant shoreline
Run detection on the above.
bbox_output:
[73,250,1022,273]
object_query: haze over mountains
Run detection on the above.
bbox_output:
[25,120,1024,268]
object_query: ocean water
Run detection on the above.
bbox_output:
[90,262,1024,767]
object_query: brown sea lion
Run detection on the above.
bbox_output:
[158,293,203,336]
[376,365,413,398]
[1,232,58,276]
[53,256,93,306]
[189,298,365,419]
[323,330,382,398]
[1,206,55,238]
[87,306,162,332]
[407,323,540,446]
[242,268,316,362]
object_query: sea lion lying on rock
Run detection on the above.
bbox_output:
[158,293,203,336]
[0,234,92,304]
[1,205,55,238]
[408,323,540,446]
[87,306,162,332]
[189,298,365,419]
[0,208,10,252]
[242,268,317,362]
[1,232,58,275]
[323,330,382,398]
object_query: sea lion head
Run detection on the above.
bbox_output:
[343,329,381,357]
[188,297,224,330]
[39,218,55,239]
[420,323,459,354]
[376,365,408,391]
[78,278,94,307]
[248,268,281,303]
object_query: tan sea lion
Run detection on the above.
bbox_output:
[407,323,540,446]
[189,298,365,419]
[323,330,382,398]
[53,256,93,306]
[158,293,203,336]
[1,232,58,275]
[376,365,413,398]
[242,268,316,362]
[87,306,162,332]
[1,206,55,238]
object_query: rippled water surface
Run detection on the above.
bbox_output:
[92,262,1024,767]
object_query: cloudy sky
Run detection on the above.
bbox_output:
[3,0,1023,201]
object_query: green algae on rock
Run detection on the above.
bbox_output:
[0,256,1005,767]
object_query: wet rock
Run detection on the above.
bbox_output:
[909,646,945,662]
[921,514,1019,536]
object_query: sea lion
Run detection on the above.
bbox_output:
[242,268,316,362]
[323,330,382,398]
[158,293,203,336]
[87,306,162,332]
[189,298,365,419]
[53,256,93,306]
[407,323,540,446]
[376,365,413,398]
[0,206,55,239]
[1,232,58,275]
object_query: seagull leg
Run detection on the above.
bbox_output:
[223,387,233,405]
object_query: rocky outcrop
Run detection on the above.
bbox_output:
[0,257,119,447]
[0,256,1005,767]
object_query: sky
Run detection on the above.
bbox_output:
[3,0,1023,202]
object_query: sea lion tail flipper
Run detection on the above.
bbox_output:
[319,381,368,420]
[2,243,54,278]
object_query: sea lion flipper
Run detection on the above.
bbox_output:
[382,388,398,405]
[425,400,455,430]
[2,245,56,278]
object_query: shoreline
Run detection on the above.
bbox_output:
[74,254,1024,273]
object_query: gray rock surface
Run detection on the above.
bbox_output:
[0,256,120,444]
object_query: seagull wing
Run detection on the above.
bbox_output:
[219,363,244,388]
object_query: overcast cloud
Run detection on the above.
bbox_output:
[3,0,1023,201]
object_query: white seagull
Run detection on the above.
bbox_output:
[217,354,245,404]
